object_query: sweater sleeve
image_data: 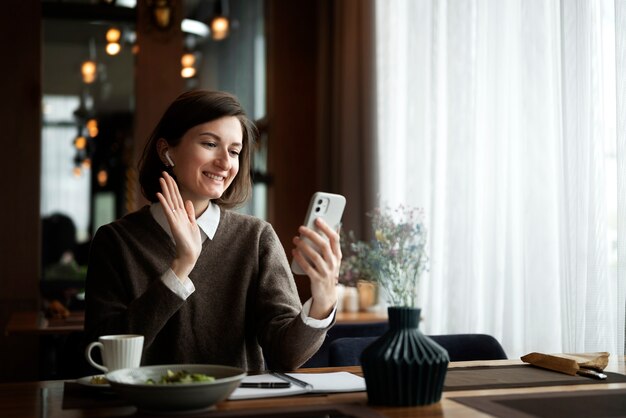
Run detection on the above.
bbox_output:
[254,224,333,370]
[84,225,187,351]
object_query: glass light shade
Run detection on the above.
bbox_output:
[181,53,195,68]
[87,119,99,137]
[181,66,196,78]
[75,136,87,150]
[106,42,121,56]
[210,16,229,40]
[106,27,121,43]
[153,1,172,29]
[81,60,97,84]
[97,169,108,187]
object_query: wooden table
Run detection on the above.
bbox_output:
[2,359,625,418]
[4,311,85,336]
[335,311,387,324]
[4,310,386,337]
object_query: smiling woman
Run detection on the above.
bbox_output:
[85,90,342,372]
[138,90,255,211]
[155,117,244,212]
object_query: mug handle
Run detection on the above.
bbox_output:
[85,341,108,373]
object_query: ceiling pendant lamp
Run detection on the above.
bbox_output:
[105,27,122,55]
[210,0,230,41]
[181,52,197,78]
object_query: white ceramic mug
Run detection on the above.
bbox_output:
[85,334,144,373]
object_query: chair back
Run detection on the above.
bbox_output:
[327,333,507,367]
[429,334,507,361]
[328,336,378,367]
[301,322,389,368]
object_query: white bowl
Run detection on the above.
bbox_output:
[105,364,246,413]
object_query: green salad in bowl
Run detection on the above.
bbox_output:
[146,369,215,384]
[105,364,246,412]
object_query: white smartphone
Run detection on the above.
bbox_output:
[291,192,346,276]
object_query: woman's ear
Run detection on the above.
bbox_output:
[156,139,172,167]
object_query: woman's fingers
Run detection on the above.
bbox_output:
[156,173,202,279]
[165,171,185,209]
[315,218,342,259]
[293,236,326,273]
[295,219,342,318]
[294,238,338,283]
[159,178,172,207]
[297,221,340,267]
[159,171,187,217]
[291,245,314,275]
[159,174,177,211]
[158,173,190,226]
[156,192,168,211]
[184,200,197,224]
[293,218,342,287]
[162,172,182,210]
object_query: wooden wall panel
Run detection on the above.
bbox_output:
[266,0,328,301]
[0,0,42,382]
[132,0,184,210]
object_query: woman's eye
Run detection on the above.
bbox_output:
[229,150,240,157]
[202,142,217,148]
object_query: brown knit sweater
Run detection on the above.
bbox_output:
[85,206,330,371]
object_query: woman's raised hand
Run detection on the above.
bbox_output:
[156,171,202,280]
[292,218,341,319]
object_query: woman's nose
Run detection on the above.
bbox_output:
[215,148,231,169]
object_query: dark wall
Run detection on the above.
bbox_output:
[266,0,329,300]
[0,0,42,381]
[132,0,184,210]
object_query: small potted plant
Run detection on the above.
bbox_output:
[343,205,449,406]
[339,236,378,312]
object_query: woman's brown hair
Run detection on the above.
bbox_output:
[138,90,256,209]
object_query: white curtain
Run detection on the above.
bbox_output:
[376,0,625,358]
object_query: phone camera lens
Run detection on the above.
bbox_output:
[315,207,321,213]
[317,199,323,204]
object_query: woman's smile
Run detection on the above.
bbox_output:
[164,116,243,212]
[203,171,225,182]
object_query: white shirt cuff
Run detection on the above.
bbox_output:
[161,268,195,300]
[300,298,336,328]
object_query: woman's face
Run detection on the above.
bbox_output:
[167,116,242,208]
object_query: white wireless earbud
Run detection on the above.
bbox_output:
[165,151,175,167]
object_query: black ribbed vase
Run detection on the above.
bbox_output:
[360,307,449,406]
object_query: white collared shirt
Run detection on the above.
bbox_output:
[150,202,334,328]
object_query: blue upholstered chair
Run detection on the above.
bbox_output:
[328,336,378,367]
[327,333,507,367]
[429,334,507,362]
[301,322,389,368]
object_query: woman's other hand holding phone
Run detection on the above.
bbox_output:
[156,171,202,280]
[292,217,341,319]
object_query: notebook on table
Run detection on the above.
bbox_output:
[229,371,366,400]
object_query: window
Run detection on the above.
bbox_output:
[41,95,91,243]
[375,0,625,357]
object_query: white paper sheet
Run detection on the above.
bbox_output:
[228,371,366,400]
